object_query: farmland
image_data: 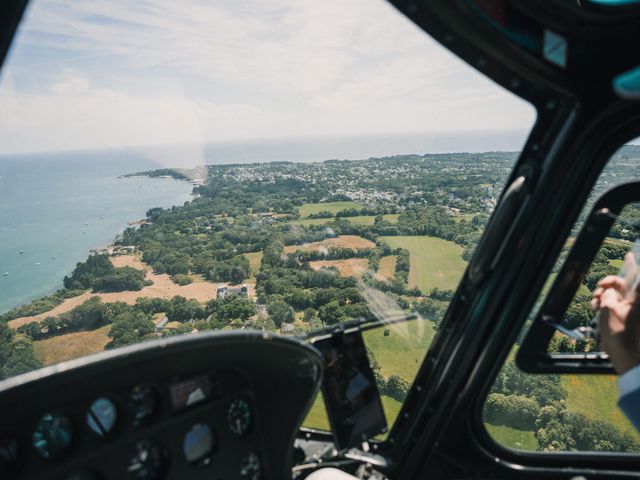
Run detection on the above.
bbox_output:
[382,236,467,292]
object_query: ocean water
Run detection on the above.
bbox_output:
[0,150,193,313]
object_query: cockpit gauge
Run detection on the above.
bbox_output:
[126,439,168,480]
[183,423,216,467]
[86,397,118,438]
[239,451,261,480]
[129,384,157,426]
[32,413,73,460]
[227,398,252,437]
[0,433,20,476]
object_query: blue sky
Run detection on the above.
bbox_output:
[0,0,535,155]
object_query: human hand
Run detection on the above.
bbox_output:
[591,252,640,375]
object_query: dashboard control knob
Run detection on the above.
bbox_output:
[126,440,168,480]
[129,385,158,426]
[32,413,73,460]
[239,451,261,480]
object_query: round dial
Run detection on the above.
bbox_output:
[227,398,252,437]
[126,440,168,480]
[86,397,117,437]
[240,451,261,480]
[129,385,157,426]
[32,413,73,460]
[0,433,20,476]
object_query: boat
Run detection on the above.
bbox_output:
[2,272,7,276]
[18,250,23,254]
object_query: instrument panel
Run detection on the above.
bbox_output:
[0,331,323,480]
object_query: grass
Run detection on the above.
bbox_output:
[453,213,477,223]
[284,235,376,253]
[610,259,624,269]
[363,319,435,380]
[561,374,640,440]
[381,236,467,292]
[375,255,396,281]
[309,258,369,279]
[485,423,538,451]
[243,252,263,275]
[299,201,360,218]
[34,325,112,366]
[288,213,399,227]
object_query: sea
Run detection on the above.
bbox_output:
[0,131,531,313]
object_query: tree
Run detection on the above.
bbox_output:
[267,299,294,327]
[318,301,345,325]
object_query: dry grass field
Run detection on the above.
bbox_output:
[33,325,112,366]
[284,235,375,254]
[309,258,369,279]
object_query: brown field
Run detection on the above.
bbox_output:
[33,325,112,366]
[284,235,375,253]
[243,252,263,275]
[309,258,369,279]
[9,255,232,328]
[375,255,397,282]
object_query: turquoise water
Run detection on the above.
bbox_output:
[0,150,193,313]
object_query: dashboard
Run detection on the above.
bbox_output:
[0,331,323,480]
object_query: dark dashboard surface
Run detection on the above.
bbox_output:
[0,331,323,480]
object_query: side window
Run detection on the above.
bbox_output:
[483,142,640,453]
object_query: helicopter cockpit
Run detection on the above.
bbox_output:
[1,1,640,480]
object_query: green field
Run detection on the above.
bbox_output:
[289,213,399,227]
[610,258,624,269]
[298,201,360,218]
[243,252,263,275]
[363,319,435,380]
[561,374,640,439]
[485,423,538,451]
[453,213,477,223]
[382,236,467,292]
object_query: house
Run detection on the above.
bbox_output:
[216,284,248,299]
[280,322,296,334]
[154,316,169,332]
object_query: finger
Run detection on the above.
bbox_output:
[623,252,638,285]
[600,288,632,322]
[597,275,628,294]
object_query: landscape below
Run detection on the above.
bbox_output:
[1,147,639,452]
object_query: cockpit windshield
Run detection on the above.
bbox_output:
[0,0,534,435]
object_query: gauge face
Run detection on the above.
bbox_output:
[227,398,252,438]
[32,413,73,460]
[0,433,20,475]
[86,397,118,437]
[126,440,167,480]
[129,384,157,426]
[183,423,216,467]
[240,451,261,480]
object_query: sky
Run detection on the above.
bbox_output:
[0,0,536,156]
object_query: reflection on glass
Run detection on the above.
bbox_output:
[183,423,215,467]
[32,413,73,459]
[86,398,117,437]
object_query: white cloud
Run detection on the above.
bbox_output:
[0,0,535,155]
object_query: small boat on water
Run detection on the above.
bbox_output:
[18,250,24,254]
[2,272,8,276]
[35,262,40,267]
